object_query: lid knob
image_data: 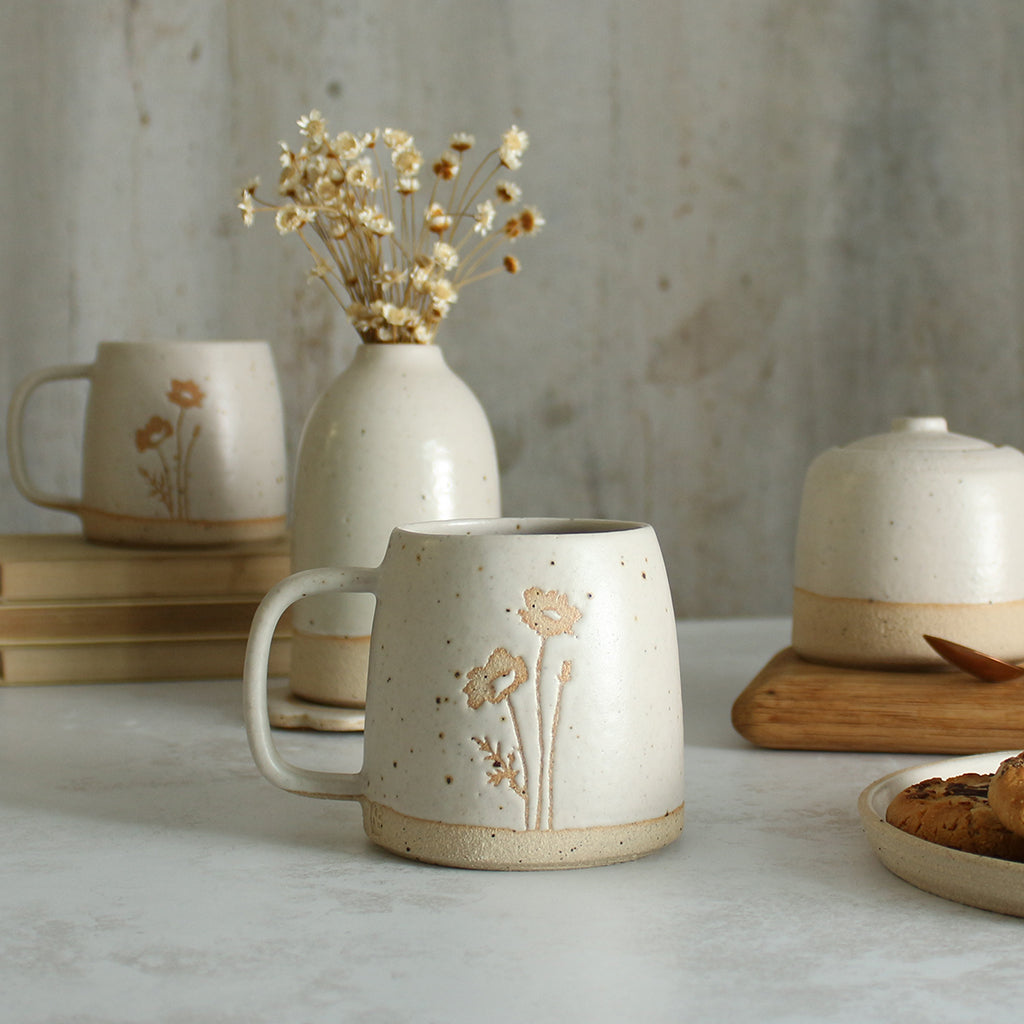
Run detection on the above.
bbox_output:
[891,416,948,433]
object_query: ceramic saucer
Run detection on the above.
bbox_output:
[267,685,365,732]
[859,750,1024,917]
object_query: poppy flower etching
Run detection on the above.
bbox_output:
[135,416,173,453]
[518,587,581,638]
[463,647,528,709]
[464,586,583,831]
[134,377,205,519]
[166,378,206,409]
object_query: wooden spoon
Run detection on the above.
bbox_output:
[922,634,1024,682]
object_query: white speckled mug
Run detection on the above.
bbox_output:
[243,518,685,870]
[793,416,1024,668]
[7,340,288,546]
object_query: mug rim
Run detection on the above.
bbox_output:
[396,516,650,538]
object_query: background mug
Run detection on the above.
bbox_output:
[7,340,288,546]
[244,517,685,870]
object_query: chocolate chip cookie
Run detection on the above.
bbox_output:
[886,772,1024,861]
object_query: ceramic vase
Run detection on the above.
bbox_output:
[288,342,501,707]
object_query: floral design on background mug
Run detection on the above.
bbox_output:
[134,377,208,521]
[7,340,288,546]
[243,518,685,870]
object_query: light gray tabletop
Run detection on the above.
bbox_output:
[3,618,1020,1024]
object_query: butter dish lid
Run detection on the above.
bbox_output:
[840,416,994,453]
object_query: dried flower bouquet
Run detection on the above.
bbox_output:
[239,111,543,344]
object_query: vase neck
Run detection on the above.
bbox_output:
[352,342,446,368]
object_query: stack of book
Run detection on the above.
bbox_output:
[0,534,292,685]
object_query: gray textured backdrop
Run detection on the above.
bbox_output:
[3,0,1023,618]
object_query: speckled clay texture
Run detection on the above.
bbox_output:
[361,799,686,870]
[791,589,1024,668]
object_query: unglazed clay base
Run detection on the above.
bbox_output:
[81,508,287,547]
[792,588,1024,669]
[361,800,685,871]
[288,630,370,707]
[267,686,365,732]
[860,751,1024,917]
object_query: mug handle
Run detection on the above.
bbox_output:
[243,566,379,799]
[6,362,93,513]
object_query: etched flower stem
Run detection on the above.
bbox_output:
[153,446,174,517]
[547,661,572,830]
[182,424,201,521]
[506,695,530,830]
[533,637,547,830]
[173,406,188,518]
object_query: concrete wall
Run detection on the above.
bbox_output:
[3,0,1023,617]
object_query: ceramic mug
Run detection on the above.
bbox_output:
[7,340,288,546]
[244,517,685,870]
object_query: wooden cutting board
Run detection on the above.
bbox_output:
[731,647,1024,754]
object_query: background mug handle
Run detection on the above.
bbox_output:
[6,362,93,513]
[243,566,379,799]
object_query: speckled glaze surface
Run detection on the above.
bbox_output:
[793,417,1024,667]
[288,344,500,706]
[7,340,288,546]
[243,517,685,870]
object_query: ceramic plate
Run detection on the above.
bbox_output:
[859,751,1024,917]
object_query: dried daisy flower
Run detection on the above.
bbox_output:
[238,189,256,227]
[433,151,460,181]
[432,242,459,272]
[518,207,545,235]
[474,200,495,235]
[239,112,543,344]
[499,125,529,170]
[425,202,453,234]
[495,180,521,204]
